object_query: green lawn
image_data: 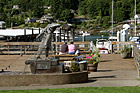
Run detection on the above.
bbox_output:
[0,87,140,93]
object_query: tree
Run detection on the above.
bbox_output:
[51,0,75,20]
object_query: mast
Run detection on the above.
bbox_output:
[111,0,114,36]
[134,0,137,36]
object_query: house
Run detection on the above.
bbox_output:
[25,18,40,24]
[39,14,54,23]
[43,6,51,9]
[0,21,6,29]
[13,5,19,9]
[71,18,89,22]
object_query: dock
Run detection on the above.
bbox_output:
[0,54,140,89]
[0,40,140,89]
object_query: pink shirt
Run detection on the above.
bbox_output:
[68,44,76,52]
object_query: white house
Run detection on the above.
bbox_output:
[25,18,40,23]
[13,5,19,9]
[38,14,54,23]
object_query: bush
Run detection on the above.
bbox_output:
[69,63,80,72]
[120,46,131,53]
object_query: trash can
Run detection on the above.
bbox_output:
[79,60,87,71]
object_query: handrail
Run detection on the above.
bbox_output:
[132,42,140,78]
[0,42,91,55]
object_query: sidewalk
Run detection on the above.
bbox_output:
[0,54,140,90]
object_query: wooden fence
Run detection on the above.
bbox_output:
[116,41,140,78]
[132,42,140,78]
[0,42,91,55]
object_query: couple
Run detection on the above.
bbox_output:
[59,42,78,55]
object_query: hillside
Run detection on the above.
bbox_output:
[0,0,139,31]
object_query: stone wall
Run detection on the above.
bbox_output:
[0,72,88,87]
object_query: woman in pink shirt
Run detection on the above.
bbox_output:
[68,42,76,54]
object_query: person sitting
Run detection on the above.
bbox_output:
[68,42,76,54]
[59,42,68,55]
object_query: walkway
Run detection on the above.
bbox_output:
[0,54,140,90]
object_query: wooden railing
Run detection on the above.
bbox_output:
[0,42,91,55]
[132,42,140,78]
[112,41,140,78]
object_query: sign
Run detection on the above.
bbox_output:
[36,62,51,69]
[64,61,72,67]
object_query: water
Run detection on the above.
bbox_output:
[74,36,108,42]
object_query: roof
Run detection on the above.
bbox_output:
[0,21,5,23]
[62,24,73,30]
[0,28,43,36]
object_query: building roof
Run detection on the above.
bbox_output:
[0,21,5,23]
[0,28,43,36]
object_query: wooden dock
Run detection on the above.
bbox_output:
[0,54,136,74]
[0,41,140,78]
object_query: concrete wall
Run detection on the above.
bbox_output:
[0,72,88,87]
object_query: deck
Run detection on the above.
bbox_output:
[0,54,140,88]
[0,54,137,77]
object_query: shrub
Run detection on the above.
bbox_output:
[69,63,80,72]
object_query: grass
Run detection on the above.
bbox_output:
[0,87,140,93]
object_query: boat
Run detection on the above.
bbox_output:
[96,39,110,54]
[108,36,117,41]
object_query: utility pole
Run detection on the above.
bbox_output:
[111,0,114,36]
[135,0,137,36]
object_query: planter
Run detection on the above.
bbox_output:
[121,52,128,58]
[121,52,131,59]
[87,63,98,72]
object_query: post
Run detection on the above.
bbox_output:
[135,0,137,36]
[60,28,62,42]
[72,29,75,41]
[56,33,59,54]
[24,28,26,35]
[111,0,114,35]
[82,34,85,42]
[64,31,66,42]
[20,45,22,56]
[8,45,10,55]
[32,28,34,35]
[67,30,69,42]
[39,28,40,34]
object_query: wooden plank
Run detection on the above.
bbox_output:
[116,41,133,45]
[49,54,78,57]
[0,42,90,46]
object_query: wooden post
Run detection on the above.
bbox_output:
[24,45,26,54]
[39,28,40,34]
[32,28,34,35]
[82,35,85,42]
[56,33,58,54]
[20,45,22,55]
[67,30,69,42]
[72,29,75,41]
[8,45,9,55]
[60,28,61,42]
[24,28,26,35]
[64,31,66,42]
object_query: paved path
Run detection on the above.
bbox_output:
[0,54,140,90]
